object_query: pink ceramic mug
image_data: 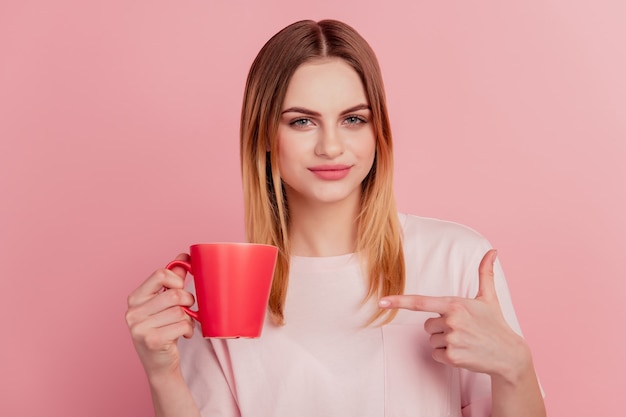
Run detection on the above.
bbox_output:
[166,243,278,338]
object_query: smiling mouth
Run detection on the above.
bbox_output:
[308,165,352,180]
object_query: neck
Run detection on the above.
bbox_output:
[287,193,361,257]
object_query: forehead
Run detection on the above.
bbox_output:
[282,58,368,110]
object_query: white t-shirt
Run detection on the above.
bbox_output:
[179,213,526,416]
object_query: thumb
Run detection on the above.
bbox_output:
[476,249,498,301]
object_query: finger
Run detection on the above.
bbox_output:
[137,320,195,350]
[424,316,447,335]
[379,295,452,315]
[127,268,187,308]
[431,347,450,366]
[141,305,193,330]
[476,249,498,301]
[182,319,196,339]
[158,320,195,343]
[129,288,195,322]
[168,253,191,279]
[429,332,447,349]
[126,289,194,329]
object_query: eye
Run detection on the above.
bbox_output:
[289,118,314,128]
[343,115,367,125]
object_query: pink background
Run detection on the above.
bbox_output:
[1,1,624,415]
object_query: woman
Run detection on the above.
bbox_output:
[126,19,546,417]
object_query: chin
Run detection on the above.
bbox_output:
[310,189,361,205]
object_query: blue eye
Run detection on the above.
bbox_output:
[344,115,367,125]
[290,118,313,127]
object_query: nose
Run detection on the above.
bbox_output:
[315,126,344,159]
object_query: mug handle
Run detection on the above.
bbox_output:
[165,260,199,320]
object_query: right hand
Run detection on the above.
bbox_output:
[125,253,196,377]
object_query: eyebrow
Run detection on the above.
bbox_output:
[281,104,371,117]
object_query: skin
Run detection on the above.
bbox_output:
[380,250,546,416]
[126,57,546,417]
[277,58,376,256]
[125,254,201,417]
[279,57,545,415]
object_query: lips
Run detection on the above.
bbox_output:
[308,164,352,180]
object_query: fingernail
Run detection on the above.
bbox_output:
[492,249,498,264]
[379,299,390,307]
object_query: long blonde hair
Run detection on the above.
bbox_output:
[240,19,405,326]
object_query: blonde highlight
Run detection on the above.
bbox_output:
[240,20,405,326]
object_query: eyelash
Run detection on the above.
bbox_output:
[344,115,367,125]
[288,115,368,128]
[290,118,313,127]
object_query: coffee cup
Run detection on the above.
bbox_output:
[166,243,278,338]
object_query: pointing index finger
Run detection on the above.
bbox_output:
[379,295,451,315]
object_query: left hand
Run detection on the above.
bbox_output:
[379,249,530,379]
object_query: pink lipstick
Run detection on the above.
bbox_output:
[308,164,352,180]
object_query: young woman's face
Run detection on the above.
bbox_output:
[277,58,376,207]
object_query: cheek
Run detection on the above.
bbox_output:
[359,138,377,177]
[278,133,312,162]
[277,138,303,177]
[355,134,377,165]
[276,141,291,171]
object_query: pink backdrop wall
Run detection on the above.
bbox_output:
[1,1,624,415]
